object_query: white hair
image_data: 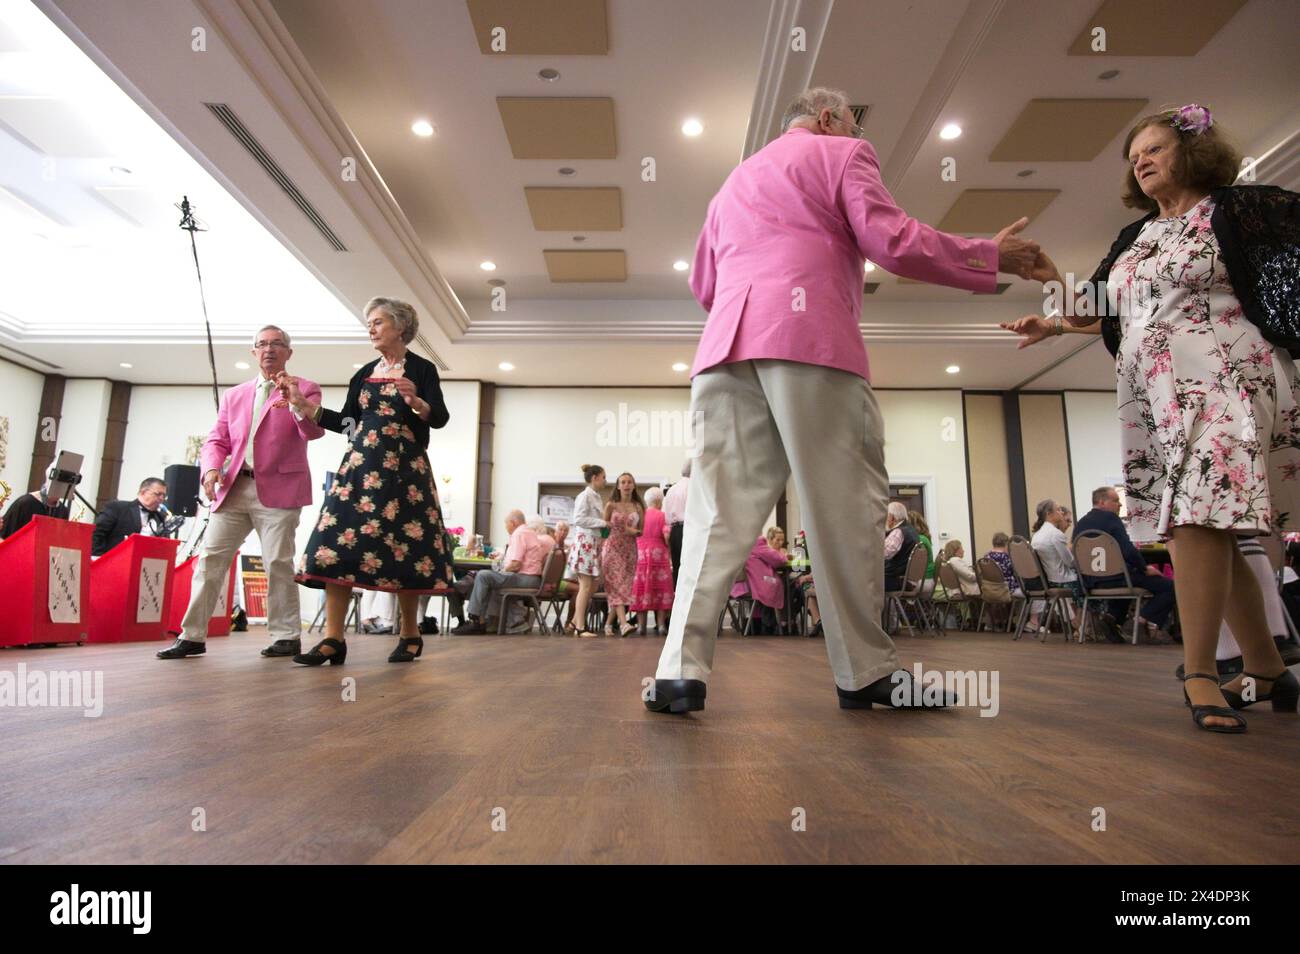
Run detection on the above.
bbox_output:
[781,87,850,132]
[525,516,547,534]
[364,296,419,344]
[887,501,909,525]
[644,486,664,508]
[253,324,291,348]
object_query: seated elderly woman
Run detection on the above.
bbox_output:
[731,531,788,634]
[937,540,982,597]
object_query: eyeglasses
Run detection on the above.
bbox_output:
[254,340,289,350]
[831,112,866,140]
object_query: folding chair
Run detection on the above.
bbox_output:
[936,562,974,631]
[1073,530,1148,644]
[721,567,755,636]
[886,546,934,637]
[975,558,1015,632]
[1008,540,1075,642]
[1257,533,1300,643]
[497,548,567,633]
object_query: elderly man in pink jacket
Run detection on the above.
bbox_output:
[647,88,1040,714]
[158,324,325,659]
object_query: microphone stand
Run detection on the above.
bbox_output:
[178,196,221,414]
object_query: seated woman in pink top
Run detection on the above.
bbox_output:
[632,486,675,634]
[730,533,787,634]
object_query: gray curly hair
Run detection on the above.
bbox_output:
[780,87,851,133]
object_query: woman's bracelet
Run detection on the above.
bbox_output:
[1052,316,1064,336]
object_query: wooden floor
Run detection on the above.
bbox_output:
[1,625,1297,864]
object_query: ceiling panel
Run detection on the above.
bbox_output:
[524,186,622,230]
[990,98,1149,161]
[466,0,609,54]
[937,189,1060,233]
[496,96,616,159]
[1067,0,1248,56]
[543,248,626,282]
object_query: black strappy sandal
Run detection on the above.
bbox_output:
[388,636,424,663]
[1181,672,1246,733]
[293,638,347,666]
[1220,668,1299,712]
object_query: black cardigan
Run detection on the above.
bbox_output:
[318,350,449,450]
[1087,185,1300,359]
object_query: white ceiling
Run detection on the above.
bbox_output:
[4,0,1299,390]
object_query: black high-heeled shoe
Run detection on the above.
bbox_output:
[1181,672,1246,733]
[293,638,347,666]
[1219,668,1299,712]
[388,636,424,662]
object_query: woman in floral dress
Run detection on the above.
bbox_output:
[566,465,607,638]
[601,472,643,637]
[1003,106,1300,732]
[282,297,454,665]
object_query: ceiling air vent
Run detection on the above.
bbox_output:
[850,105,870,127]
[204,103,347,252]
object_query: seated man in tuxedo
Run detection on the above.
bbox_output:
[0,485,70,539]
[91,477,168,556]
[1073,485,1176,642]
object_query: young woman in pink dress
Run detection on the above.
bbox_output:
[632,486,675,634]
[601,472,643,637]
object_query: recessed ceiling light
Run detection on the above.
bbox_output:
[558,167,576,176]
[939,123,962,140]
[1098,69,1120,80]
[498,361,515,371]
[945,365,960,374]
[573,235,586,242]
[1017,169,1035,178]
[119,362,133,368]
[480,261,496,271]
[681,118,703,137]
[673,260,689,271]
[235,361,250,370]
[863,261,876,272]
[353,363,363,369]
[672,362,688,372]
[538,68,560,81]
[411,119,435,137]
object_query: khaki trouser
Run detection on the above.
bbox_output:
[655,359,899,690]
[179,475,302,642]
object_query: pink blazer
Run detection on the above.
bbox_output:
[199,376,325,511]
[690,127,999,381]
[731,537,787,609]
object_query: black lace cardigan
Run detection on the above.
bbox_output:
[1085,185,1300,359]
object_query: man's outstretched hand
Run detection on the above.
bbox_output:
[994,217,1040,279]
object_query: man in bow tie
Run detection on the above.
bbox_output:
[158,325,325,659]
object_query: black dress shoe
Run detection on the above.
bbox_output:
[452,619,486,635]
[261,638,302,657]
[1099,613,1127,644]
[644,678,706,713]
[157,638,206,659]
[1276,635,1300,667]
[837,669,956,709]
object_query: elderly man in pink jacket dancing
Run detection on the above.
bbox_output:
[158,324,325,659]
[647,88,1040,713]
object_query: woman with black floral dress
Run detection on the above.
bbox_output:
[280,297,454,665]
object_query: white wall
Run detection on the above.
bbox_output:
[488,386,972,549]
[117,378,480,621]
[56,378,112,520]
[0,358,43,498]
[1064,390,1123,517]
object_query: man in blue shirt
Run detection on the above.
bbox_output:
[1074,486,1176,642]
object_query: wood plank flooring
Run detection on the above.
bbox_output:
[1,627,1296,864]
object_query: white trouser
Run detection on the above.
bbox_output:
[1217,541,1288,659]
[655,359,899,690]
[179,475,302,642]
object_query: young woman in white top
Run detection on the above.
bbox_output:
[566,464,608,637]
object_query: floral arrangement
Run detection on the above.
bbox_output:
[446,526,465,544]
[1171,104,1212,136]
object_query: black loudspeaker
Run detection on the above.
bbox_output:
[164,463,201,516]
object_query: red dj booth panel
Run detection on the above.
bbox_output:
[88,534,181,643]
[168,551,238,637]
[0,516,92,647]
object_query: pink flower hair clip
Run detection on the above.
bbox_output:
[1171,104,1213,135]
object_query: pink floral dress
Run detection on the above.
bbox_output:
[1111,195,1300,542]
[632,507,675,612]
[600,508,639,607]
